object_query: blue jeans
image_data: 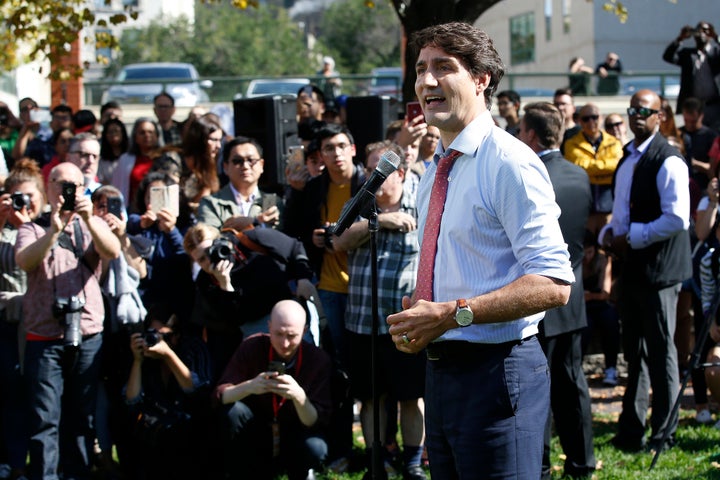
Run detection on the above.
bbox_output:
[0,320,29,470]
[425,336,550,479]
[24,333,102,480]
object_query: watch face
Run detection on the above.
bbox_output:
[456,308,473,327]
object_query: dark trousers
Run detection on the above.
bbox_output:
[221,401,327,480]
[582,300,620,369]
[617,281,680,443]
[0,320,29,470]
[540,330,596,478]
[24,334,102,480]
[424,336,549,480]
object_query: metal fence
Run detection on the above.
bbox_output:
[83,70,681,107]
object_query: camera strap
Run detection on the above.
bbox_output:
[50,217,87,303]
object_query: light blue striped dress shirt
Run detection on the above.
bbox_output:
[418,111,574,344]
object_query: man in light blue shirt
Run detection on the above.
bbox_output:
[387,22,573,479]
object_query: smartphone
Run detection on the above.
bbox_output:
[61,182,76,211]
[107,196,124,218]
[406,101,424,122]
[149,184,179,217]
[262,193,278,211]
[29,109,51,125]
[287,145,304,170]
[267,360,286,375]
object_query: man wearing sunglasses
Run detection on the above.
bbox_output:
[563,103,623,235]
[663,21,720,130]
[600,90,691,453]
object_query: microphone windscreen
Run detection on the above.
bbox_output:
[376,150,401,177]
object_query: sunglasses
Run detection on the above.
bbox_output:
[626,107,659,118]
[606,121,624,129]
[580,115,599,122]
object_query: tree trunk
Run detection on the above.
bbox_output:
[391,0,504,105]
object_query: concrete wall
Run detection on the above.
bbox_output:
[593,0,720,72]
[478,0,720,93]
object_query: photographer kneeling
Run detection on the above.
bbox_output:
[184,221,315,381]
[214,299,332,480]
[125,303,212,479]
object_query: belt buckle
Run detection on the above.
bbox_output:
[426,344,441,361]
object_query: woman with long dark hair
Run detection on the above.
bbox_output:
[181,115,221,211]
[98,118,129,185]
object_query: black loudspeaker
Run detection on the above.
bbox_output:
[345,95,400,166]
[233,95,300,191]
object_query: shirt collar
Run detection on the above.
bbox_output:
[433,110,494,163]
[229,183,259,204]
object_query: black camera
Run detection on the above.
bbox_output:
[207,236,236,265]
[53,296,85,348]
[323,223,336,249]
[61,182,76,211]
[10,191,30,211]
[143,328,163,347]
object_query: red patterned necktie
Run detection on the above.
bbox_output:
[415,149,462,302]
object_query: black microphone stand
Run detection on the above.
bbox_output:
[331,187,386,479]
[367,204,383,480]
[650,285,720,469]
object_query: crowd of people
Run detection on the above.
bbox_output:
[0,18,719,480]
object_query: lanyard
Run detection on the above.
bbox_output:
[268,342,302,420]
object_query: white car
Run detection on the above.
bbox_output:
[243,78,311,99]
[101,62,213,107]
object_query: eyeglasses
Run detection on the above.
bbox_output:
[580,115,599,122]
[321,143,351,155]
[155,104,173,110]
[230,156,262,166]
[626,107,659,118]
[606,121,624,129]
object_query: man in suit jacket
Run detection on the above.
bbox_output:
[197,136,282,231]
[663,21,720,129]
[519,102,596,479]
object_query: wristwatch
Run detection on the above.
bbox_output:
[455,299,473,327]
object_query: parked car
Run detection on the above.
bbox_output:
[243,78,311,99]
[369,67,403,99]
[619,75,680,99]
[101,62,212,107]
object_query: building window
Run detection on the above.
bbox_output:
[562,0,571,33]
[122,0,139,6]
[510,12,535,65]
[544,0,552,41]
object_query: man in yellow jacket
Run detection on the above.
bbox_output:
[564,103,624,234]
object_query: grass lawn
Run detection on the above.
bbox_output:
[310,409,720,479]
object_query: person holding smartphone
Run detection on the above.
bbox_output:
[214,300,332,480]
[197,136,283,231]
[663,21,720,130]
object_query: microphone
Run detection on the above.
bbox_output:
[330,150,401,236]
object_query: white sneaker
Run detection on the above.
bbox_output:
[696,409,714,424]
[603,367,618,386]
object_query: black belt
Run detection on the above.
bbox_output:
[425,336,534,362]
